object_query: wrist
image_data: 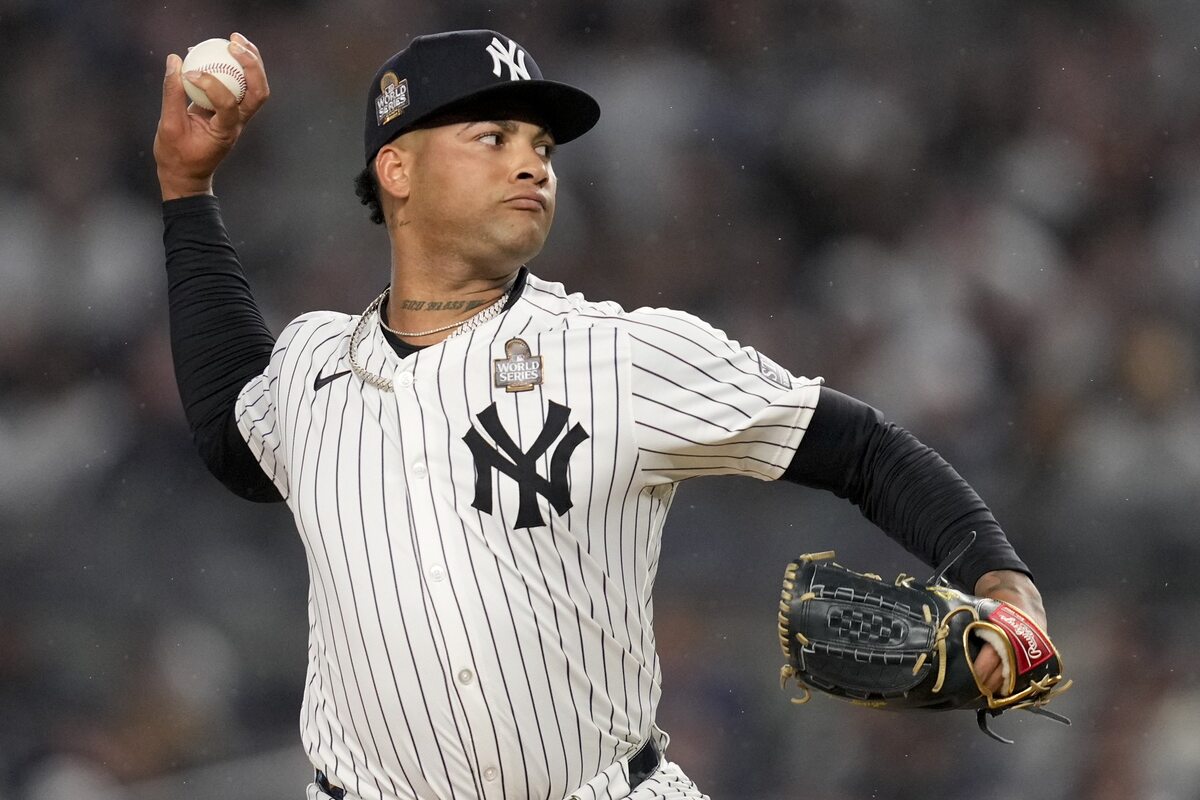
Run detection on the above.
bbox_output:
[158,171,214,201]
[975,569,1046,624]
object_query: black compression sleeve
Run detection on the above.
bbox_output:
[783,386,1029,591]
[163,195,283,503]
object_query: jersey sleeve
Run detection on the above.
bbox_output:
[624,308,823,484]
[232,313,314,499]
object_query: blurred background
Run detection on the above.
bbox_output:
[3,0,1199,797]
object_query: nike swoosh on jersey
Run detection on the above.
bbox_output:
[314,369,351,391]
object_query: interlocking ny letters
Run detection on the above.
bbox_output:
[463,401,589,528]
[486,36,532,81]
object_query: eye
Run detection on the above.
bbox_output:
[477,132,502,146]
[535,142,556,158]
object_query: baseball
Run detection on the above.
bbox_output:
[181,37,247,110]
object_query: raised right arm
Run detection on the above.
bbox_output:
[156,34,281,502]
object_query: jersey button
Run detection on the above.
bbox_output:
[483,767,498,782]
[396,371,414,388]
[428,564,446,582]
[412,462,427,480]
[457,668,474,685]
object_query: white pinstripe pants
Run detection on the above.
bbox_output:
[303,759,709,800]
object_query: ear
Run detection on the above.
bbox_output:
[375,142,412,202]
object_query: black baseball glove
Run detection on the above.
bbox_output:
[777,537,1070,743]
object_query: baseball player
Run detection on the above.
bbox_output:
[154,29,1047,800]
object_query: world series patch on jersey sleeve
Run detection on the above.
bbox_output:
[231,272,822,800]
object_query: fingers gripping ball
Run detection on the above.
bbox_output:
[181,38,247,110]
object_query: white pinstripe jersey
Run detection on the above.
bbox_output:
[235,271,822,800]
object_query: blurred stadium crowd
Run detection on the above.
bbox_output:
[2,0,1199,798]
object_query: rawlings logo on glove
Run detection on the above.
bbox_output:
[777,539,1071,743]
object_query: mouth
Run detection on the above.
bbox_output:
[504,194,547,212]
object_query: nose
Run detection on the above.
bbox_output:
[511,144,550,186]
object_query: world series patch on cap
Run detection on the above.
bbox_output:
[364,30,601,163]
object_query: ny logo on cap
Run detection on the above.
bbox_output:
[486,36,531,81]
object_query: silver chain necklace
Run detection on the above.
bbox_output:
[347,286,512,392]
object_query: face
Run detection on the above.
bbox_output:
[380,117,558,271]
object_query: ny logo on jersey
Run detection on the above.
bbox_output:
[486,36,532,81]
[463,401,588,528]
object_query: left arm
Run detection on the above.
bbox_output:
[784,386,1045,694]
[784,386,1030,589]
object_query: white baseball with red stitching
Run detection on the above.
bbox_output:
[181,38,247,110]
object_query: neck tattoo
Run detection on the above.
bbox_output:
[395,297,490,313]
[379,287,509,338]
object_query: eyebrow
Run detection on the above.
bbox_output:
[462,119,553,140]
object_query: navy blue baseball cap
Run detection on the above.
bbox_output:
[364,30,601,164]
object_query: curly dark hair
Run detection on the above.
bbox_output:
[354,165,385,225]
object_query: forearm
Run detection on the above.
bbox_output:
[164,194,281,501]
[784,387,1029,590]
